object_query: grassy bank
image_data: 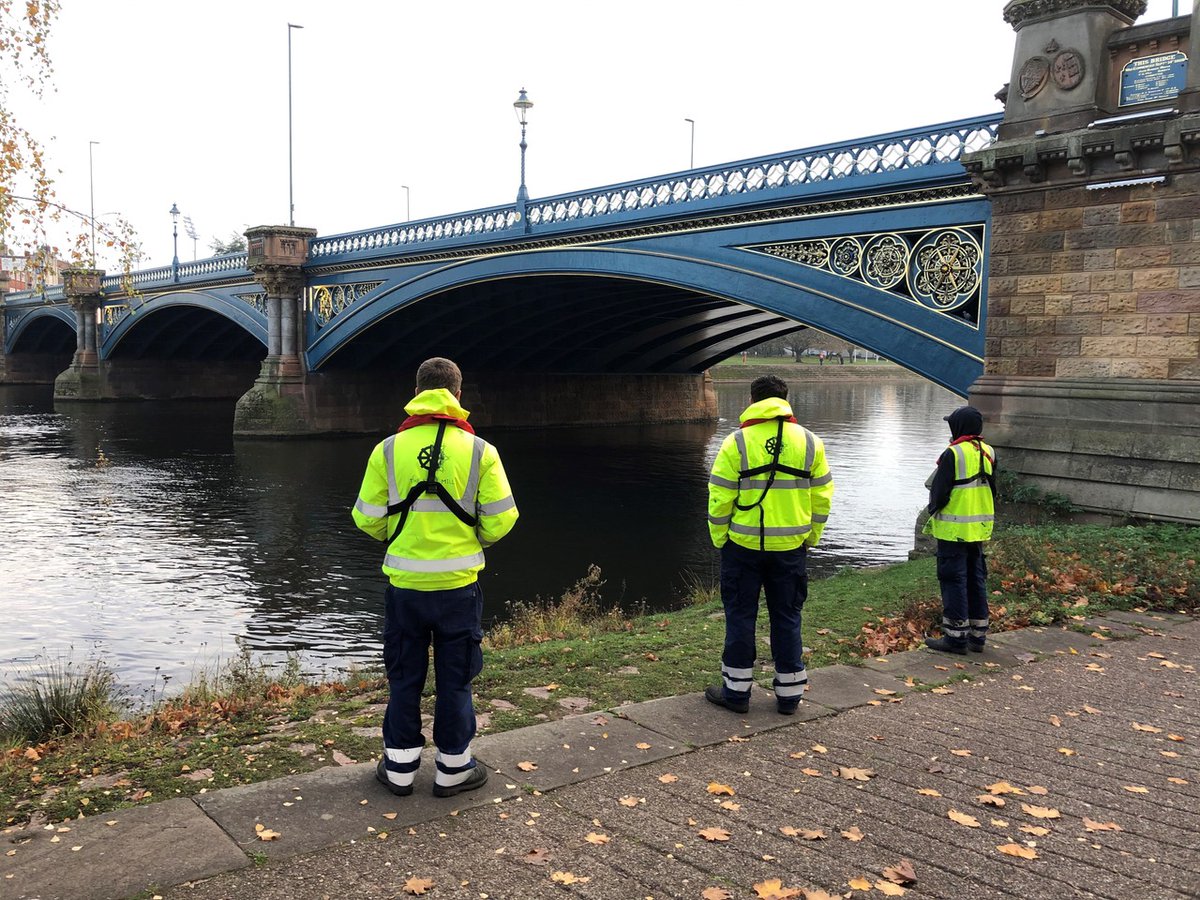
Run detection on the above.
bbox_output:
[3,524,1196,830]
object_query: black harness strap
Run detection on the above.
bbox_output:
[734,418,812,551]
[386,420,479,545]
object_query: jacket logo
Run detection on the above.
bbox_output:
[765,436,783,456]
[417,445,443,473]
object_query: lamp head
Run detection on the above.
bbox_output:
[169,202,180,221]
[513,88,533,124]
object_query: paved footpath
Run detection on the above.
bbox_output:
[3,611,1197,900]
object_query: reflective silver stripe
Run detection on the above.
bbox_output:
[385,746,422,764]
[774,670,807,684]
[355,497,388,518]
[729,523,811,536]
[386,769,416,787]
[435,747,472,768]
[478,495,516,516]
[709,473,739,489]
[810,513,829,524]
[721,665,753,679]
[411,497,455,513]
[810,472,832,487]
[951,443,967,478]
[382,434,400,506]
[740,478,809,490]
[384,551,486,572]
[708,513,732,525]
[733,429,749,472]
[460,436,485,506]
[969,619,990,627]
[774,683,807,698]
[932,512,994,524]
[802,427,814,470]
[942,617,969,638]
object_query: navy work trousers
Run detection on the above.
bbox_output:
[719,541,808,704]
[935,539,989,648]
[382,582,483,769]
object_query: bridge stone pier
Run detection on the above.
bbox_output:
[965,0,1200,523]
[53,268,105,400]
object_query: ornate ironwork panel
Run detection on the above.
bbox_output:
[308,281,384,327]
[234,291,268,315]
[746,225,985,327]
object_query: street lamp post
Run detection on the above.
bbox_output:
[684,118,695,169]
[402,184,411,222]
[170,202,180,281]
[513,88,533,205]
[288,23,304,226]
[88,141,100,264]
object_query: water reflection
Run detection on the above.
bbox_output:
[0,375,956,689]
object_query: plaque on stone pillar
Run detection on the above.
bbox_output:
[1119,51,1188,106]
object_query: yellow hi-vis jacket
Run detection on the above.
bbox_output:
[351,389,518,590]
[926,438,995,543]
[707,397,834,551]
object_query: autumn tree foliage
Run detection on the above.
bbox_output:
[0,0,138,290]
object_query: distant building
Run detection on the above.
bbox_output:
[0,245,70,293]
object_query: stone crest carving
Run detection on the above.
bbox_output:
[1051,49,1084,90]
[1019,56,1050,98]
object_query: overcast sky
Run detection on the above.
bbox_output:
[11,0,1184,269]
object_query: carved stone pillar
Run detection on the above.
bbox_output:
[245,226,316,379]
[0,270,8,381]
[54,267,106,400]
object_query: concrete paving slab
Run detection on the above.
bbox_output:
[861,649,975,684]
[473,712,684,790]
[195,754,514,861]
[615,686,834,748]
[802,664,912,711]
[1074,615,1145,638]
[1103,609,1192,629]
[985,626,1103,655]
[0,798,247,900]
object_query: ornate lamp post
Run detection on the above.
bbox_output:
[169,202,180,281]
[513,88,533,204]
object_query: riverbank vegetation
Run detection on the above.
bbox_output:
[2,522,1196,830]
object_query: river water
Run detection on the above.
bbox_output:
[0,375,957,691]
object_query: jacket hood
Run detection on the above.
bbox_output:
[404,388,470,419]
[740,397,795,423]
[944,405,983,439]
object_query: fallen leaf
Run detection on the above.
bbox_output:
[254,823,281,842]
[930,687,954,695]
[382,813,398,820]
[917,788,942,797]
[838,767,876,781]
[720,800,741,811]
[1082,818,1121,833]
[618,796,642,807]
[874,689,897,696]
[702,889,733,900]
[882,859,916,885]
[1057,748,1077,756]
[585,832,609,844]
[698,827,731,842]
[986,782,1023,795]
[990,818,1009,827]
[550,871,590,885]
[801,768,823,777]
[1020,825,1050,836]
[811,744,828,754]
[876,882,906,896]
[1123,785,1149,794]
[816,628,832,635]
[522,848,553,865]
[707,782,735,796]
[848,877,873,890]
[1168,734,1185,742]
[1020,804,1061,820]
[516,761,538,772]
[1168,777,1189,785]
[997,843,1038,860]
[635,742,652,750]
[727,735,750,743]
[950,749,972,757]
[1082,705,1101,714]
[1161,750,1181,758]
[1132,722,1163,734]
[658,773,678,783]
[841,826,865,841]
[402,877,435,895]
[1048,715,1061,727]
[752,878,802,899]
[590,714,608,725]
[802,890,839,900]
[1026,786,1048,796]
[789,751,807,759]
[948,810,981,828]
[1146,652,1167,659]
[977,794,1005,807]
[800,829,827,840]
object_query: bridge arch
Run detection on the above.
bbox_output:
[6,305,75,354]
[102,289,266,361]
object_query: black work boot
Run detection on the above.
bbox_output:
[967,640,985,653]
[433,764,488,798]
[704,684,749,714]
[376,759,414,797]
[925,636,968,655]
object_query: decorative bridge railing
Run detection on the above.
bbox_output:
[2,113,999,310]
[308,114,1000,263]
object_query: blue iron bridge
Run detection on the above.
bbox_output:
[3,113,1000,395]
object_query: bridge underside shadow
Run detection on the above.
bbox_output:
[3,311,75,383]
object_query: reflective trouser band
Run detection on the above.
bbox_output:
[729,523,812,537]
[942,617,969,638]
[435,747,474,786]
[708,513,732,526]
[969,618,990,638]
[384,551,486,572]
[722,665,754,694]
[773,669,808,699]
[355,497,388,517]
[383,745,422,786]
[932,512,994,524]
